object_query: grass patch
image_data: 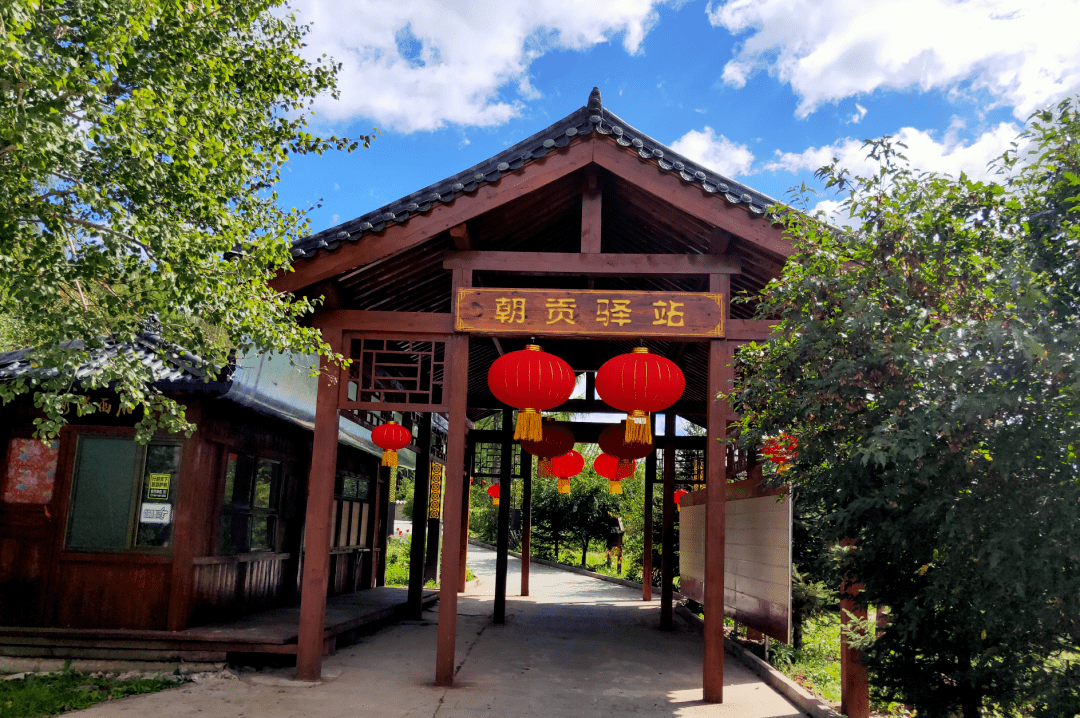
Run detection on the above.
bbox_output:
[384,535,475,588]
[0,666,179,717]
[768,612,842,703]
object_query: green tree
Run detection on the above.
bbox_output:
[0,0,372,440]
[731,102,1080,717]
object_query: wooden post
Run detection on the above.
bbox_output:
[436,332,469,686]
[494,409,513,624]
[369,465,383,588]
[840,544,871,718]
[408,414,432,619]
[643,431,656,602]
[703,274,731,703]
[521,452,532,597]
[458,445,470,593]
[660,410,676,631]
[295,329,343,681]
[167,403,203,631]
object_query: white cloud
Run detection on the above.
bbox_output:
[848,103,867,124]
[669,126,756,178]
[295,0,675,132]
[764,121,1022,182]
[706,0,1080,119]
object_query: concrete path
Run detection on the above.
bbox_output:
[73,546,805,718]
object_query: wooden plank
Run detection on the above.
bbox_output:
[272,146,595,295]
[591,140,793,259]
[443,251,741,276]
[726,319,780,342]
[449,222,471,251]
[456,287,724,339]
[315,310,454,335]
[294,329,343,681]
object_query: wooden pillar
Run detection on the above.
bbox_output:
[494,409,513,624]
[408,414,432,619]
[521,452,532,597]
[458,443,470,593]
[642,440,656,602]
[295,329,343,681]
[436,331,469,686]
[660,410,676,630]
[703,273,731,703]
[167,403,203,631]
[369,465,384,588]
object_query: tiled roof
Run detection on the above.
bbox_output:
[291,87,779,261]
[0,333,215,388]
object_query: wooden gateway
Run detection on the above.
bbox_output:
[272,87,795,702]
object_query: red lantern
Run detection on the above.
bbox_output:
[593,453,636,495]
[674,488,689,512]
[595,347,684,446]
[598,421,655,462]
[487,483,500,506]
[520,420,575,478]
[550,450,584,494]
[488,344,575,442]
[371,420,412,467]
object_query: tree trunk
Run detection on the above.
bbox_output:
[581,537,589,567]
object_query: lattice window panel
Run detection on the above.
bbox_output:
[347,339,445,407]
[472,442,522,479]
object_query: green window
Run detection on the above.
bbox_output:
[66,436,182,551]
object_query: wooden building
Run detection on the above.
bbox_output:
[271,87,795,703]
[0,343,412,649]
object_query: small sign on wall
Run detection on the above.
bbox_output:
[140,503,172,525]
[146,473,170,500]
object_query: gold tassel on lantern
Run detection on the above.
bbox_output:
[538,458,552,478]
[381,448,398,467]
[558,477,571,494]
[609,479,623,495]
[515,407,543,442]
[624,409,652,445]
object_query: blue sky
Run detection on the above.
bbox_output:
[275,0,1080,233]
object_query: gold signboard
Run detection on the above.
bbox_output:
[455,288,724,338]
[428,461,444,520]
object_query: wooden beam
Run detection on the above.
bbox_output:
[470,425,707,448]
[466,396,706,415]
[295,329,343,681]
[709,229,731,255]
[449,222,472,250]
[313,309,454,335]
[581,168,602,253]
[273,145,595,295]
[443,251,741,276]
[725,319,780,342]
[591,140,793,259]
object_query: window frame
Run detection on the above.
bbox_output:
[62,430,184,554]
[216,447,286,556]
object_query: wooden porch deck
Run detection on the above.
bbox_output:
[0,587,438,663]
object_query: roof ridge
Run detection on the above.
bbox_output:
[291,87,779,262]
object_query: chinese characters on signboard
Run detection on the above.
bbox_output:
[456,288,724,338]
